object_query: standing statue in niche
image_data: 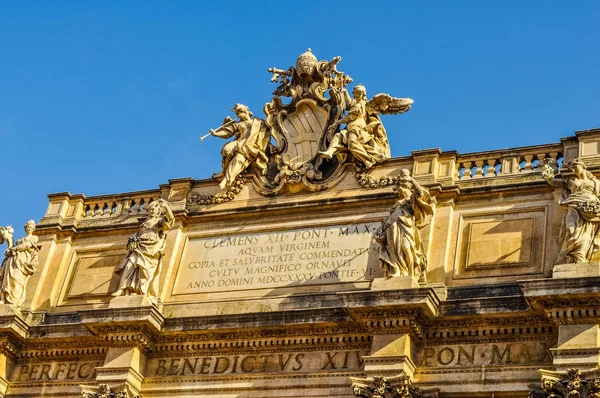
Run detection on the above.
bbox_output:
[112,199,174,304]
[208,103,270,189]
[543,158,600,264]
[319,84,413,169]
[0,220,39,306]
[374,170,434,283]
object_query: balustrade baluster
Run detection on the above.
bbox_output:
[549,152,559,170]
[522,155,534,173]
[460,161,472,180]
[485,159,497,177]
[534,153,547,172]
[472,160,484,179]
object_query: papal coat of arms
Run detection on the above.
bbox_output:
[196,49,413,200]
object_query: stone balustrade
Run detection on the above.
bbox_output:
[456,143,564,181]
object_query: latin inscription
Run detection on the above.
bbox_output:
[420,342,554,367]
[149,350,368,377]
[174,223,381,294]
[12,361,103,382]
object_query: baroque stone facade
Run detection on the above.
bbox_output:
[1,51,600,397]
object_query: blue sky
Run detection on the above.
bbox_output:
[1,1,599,236]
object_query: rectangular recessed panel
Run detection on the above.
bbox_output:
[67,252,123,298]
[466,219,534,268]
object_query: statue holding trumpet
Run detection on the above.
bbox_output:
[201,104,270,189]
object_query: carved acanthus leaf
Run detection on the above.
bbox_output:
[529,368,600,398]
[81,384,140,398]
[352,376,438,398]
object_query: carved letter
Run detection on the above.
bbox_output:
[40,364,52,380]
[77,363,92,379]
[16,365,29,381]
[422,348,435,366]
[258,354,273,372]
[181,358,198,376]
[241,356,256,373]
[437,347,455,366]
[167,359,180,376]
[156,359,167,376]
[515,344,532,364]
[278,354,293,371]
[29,364,40,381]
[322,352,338,370]
[200,358,212,374]
[457,346,475,366]
[293,354,304,371]
[491,344,512,364]
[65,363,77,380]
[214,357,230,374]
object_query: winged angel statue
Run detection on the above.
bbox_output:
[320,85,413,169]
[198,49,413,196]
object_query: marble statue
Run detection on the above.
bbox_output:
[112,199,174,303]
[319,84,413,169]
[208,104,270,189]
[0,220,39,306]
[543,158,600,264]
[375,170,434,282]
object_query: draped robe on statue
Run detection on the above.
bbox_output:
[115,216,174,299]
[557,177,600,263]
[379,190,434,279]
[0,235,39,306]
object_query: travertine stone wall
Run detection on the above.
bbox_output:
[1,128,599,397]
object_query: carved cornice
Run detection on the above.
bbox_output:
[0,334,22,362]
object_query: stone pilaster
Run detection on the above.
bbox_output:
[0,305,27,398]
[80,298,163,397]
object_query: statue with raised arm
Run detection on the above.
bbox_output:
[209,104,270,189]
[374,170,434,282]
[112,199,174,304]
[543,158,600,264]
[319,84,413,169]
[0,220,39,306]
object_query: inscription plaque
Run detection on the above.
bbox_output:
[173,222,381,294]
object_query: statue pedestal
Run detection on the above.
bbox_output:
[371,276,419,291]
[553,262,600,279]
[108,295,154,309]
[0,304,20,317]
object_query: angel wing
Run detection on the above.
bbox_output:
[366,93,414,115]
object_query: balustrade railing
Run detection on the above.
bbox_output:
[456,144,564,181]
[80,192,161,220]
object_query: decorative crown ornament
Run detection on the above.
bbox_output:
[295,48,318,77]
